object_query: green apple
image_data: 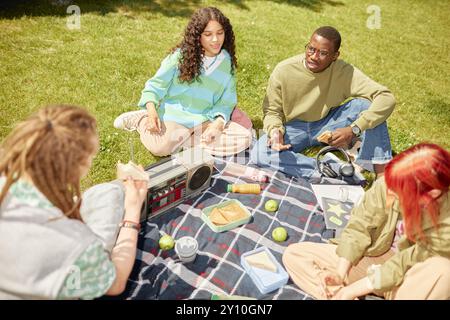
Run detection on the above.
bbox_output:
[272,227,288,242]
[159,234,175,250]
[264,199,279,212]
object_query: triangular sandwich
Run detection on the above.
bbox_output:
[117,161,149,181]
[244,251,277,273]
[218,202,248,222]
[209,208,229,225]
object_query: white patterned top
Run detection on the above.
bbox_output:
[4,179,116,299]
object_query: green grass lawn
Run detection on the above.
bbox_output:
[1,0,449,189]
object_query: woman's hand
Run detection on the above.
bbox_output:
[319,270,345,299]
[331,286,359,300]
[123,176,148,218]
[201,118,224,144]
[107,175,148,296]
[144,102,162,133]
[331,277,373,300]
[319,257,351,299]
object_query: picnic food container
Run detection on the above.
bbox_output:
[241,246,289,294]
[201,199,251,232]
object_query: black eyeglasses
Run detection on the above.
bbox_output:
[305,43,332,58]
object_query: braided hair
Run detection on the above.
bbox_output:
[0,105,98,220]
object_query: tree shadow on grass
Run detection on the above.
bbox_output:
[0,0,183,19]
[0,0,344,19]
[268,0,344,12]
[0,0,245,19]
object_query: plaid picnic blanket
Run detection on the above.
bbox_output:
[118,156,334,300]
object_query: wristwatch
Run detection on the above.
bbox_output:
[119,220,141,232]
[350,124,361,137]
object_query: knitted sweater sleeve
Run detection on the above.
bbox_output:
[347,66,396,131]
[262,68,286,137]
[206,74,237,122]
[138,52,179,108]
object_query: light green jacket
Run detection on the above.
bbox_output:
[332,178,450,293]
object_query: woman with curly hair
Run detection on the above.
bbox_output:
[0,105,148,299]
[114,7,252,157]
[282,142,450,300]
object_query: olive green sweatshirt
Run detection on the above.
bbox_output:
[263,54,396,136]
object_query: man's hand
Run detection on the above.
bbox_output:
[201,118,224,144]
[329,126,354,148]
[144,102,162,133]
[268,128,291,151]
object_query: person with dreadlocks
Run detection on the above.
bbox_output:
[113,7,252,157]
[250,26,395,180]
[0,105,148,299]
[282,143,450,300]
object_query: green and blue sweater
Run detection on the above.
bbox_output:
[138,49,237,128]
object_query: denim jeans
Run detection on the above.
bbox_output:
[250,98,392,179]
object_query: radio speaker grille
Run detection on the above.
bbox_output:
[188,165,212,190]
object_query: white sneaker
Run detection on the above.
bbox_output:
[113,110,147,132]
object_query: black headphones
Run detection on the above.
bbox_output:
[316,146,355,178]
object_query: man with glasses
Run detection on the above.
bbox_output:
[250,26,395,180]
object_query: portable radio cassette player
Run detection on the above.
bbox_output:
[140,147,214,221]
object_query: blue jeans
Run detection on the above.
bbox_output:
[250,98,392,179]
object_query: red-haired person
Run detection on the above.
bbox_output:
[283,143,450,299]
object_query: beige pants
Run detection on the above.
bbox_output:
[137,119,252,157]
[282,242,450,300]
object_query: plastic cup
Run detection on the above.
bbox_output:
[175,236,198,263]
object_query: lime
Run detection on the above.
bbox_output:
[272,227,288,242]
[264,199,279,212]
[159,234,175,250]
